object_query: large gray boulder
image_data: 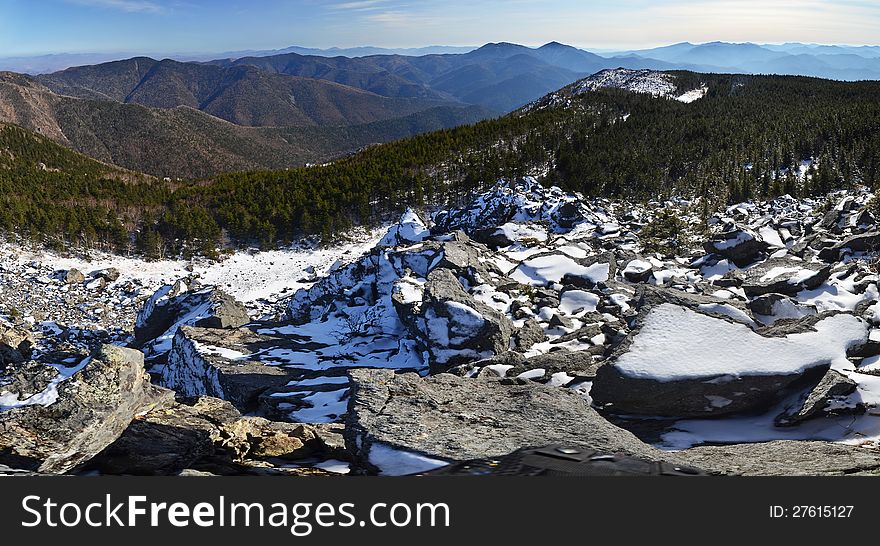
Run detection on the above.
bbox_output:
[344,368,670,474]
[0,345,166,474]
[135,285,250,359]
[392,268,514,371]
[160,326,294,413]
[591,303,868,417]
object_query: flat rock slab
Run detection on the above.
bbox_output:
[345,368,668,473]
[678,441,880,476]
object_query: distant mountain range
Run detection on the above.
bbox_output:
[4,41,880,82]
[0,46,478,75]
[0,71,490,177]
[606,41,880,80]
[3,39,880,178]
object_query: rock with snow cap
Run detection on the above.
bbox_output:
[591,303,869,417]
[741,258,831,297]
[392,268,514,371]
[377,208,430,248]
[703,228,770,267]
[622,259,653,283]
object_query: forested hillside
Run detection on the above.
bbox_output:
[3,71,879,256]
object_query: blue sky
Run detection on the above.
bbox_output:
[1,0,879,56]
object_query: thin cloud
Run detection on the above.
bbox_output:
[332,0,387,10]
[65,0,165,13]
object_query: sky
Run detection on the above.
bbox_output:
[1,0,879,57]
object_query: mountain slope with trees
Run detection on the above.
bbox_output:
[2,70,879,256]
[36,57,454,127]
[0,72,490,178]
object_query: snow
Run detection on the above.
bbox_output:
[484,364,514,377]
[713,230,755,250]
[19,228,385,306]
[517,368,546,380]
[511,255,609,286]
[496,223,548,243]
[758,226,786,248]
[675,86,708,103]
[368,442,449,476]
[573,68,676,98]
[559,290,600,315]
[288,388,349,423]
[314,459,350,474]
[445,302,485,336]
[393,276,425,304]
[696,303,756,327]
[623,260,652,275]
[378,209,429,248]
[759,266,801,282]
[614,304,867,381]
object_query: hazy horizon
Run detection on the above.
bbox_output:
[2,0,879,57]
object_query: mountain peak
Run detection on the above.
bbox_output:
[540,41,569,49]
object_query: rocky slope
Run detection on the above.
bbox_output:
[3,178,880,475]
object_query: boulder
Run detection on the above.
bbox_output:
[741,258,831,297]
[703,228,770,267]
[0,325,35,364]
[678,441,880,476]
[513,318,548,351]
[392,268,514,370]
[509,349,600,380]
[160,326,295,413]
[64,268,85,284]
[94,267,121,282]
[590,303,868,417]
[0,345,166,474]
[134,285,250,358]
[345,368,670,474]
[87,396,344,475]
[622,259,653,283]
[819,231,880,262]
[775,369,860,426]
